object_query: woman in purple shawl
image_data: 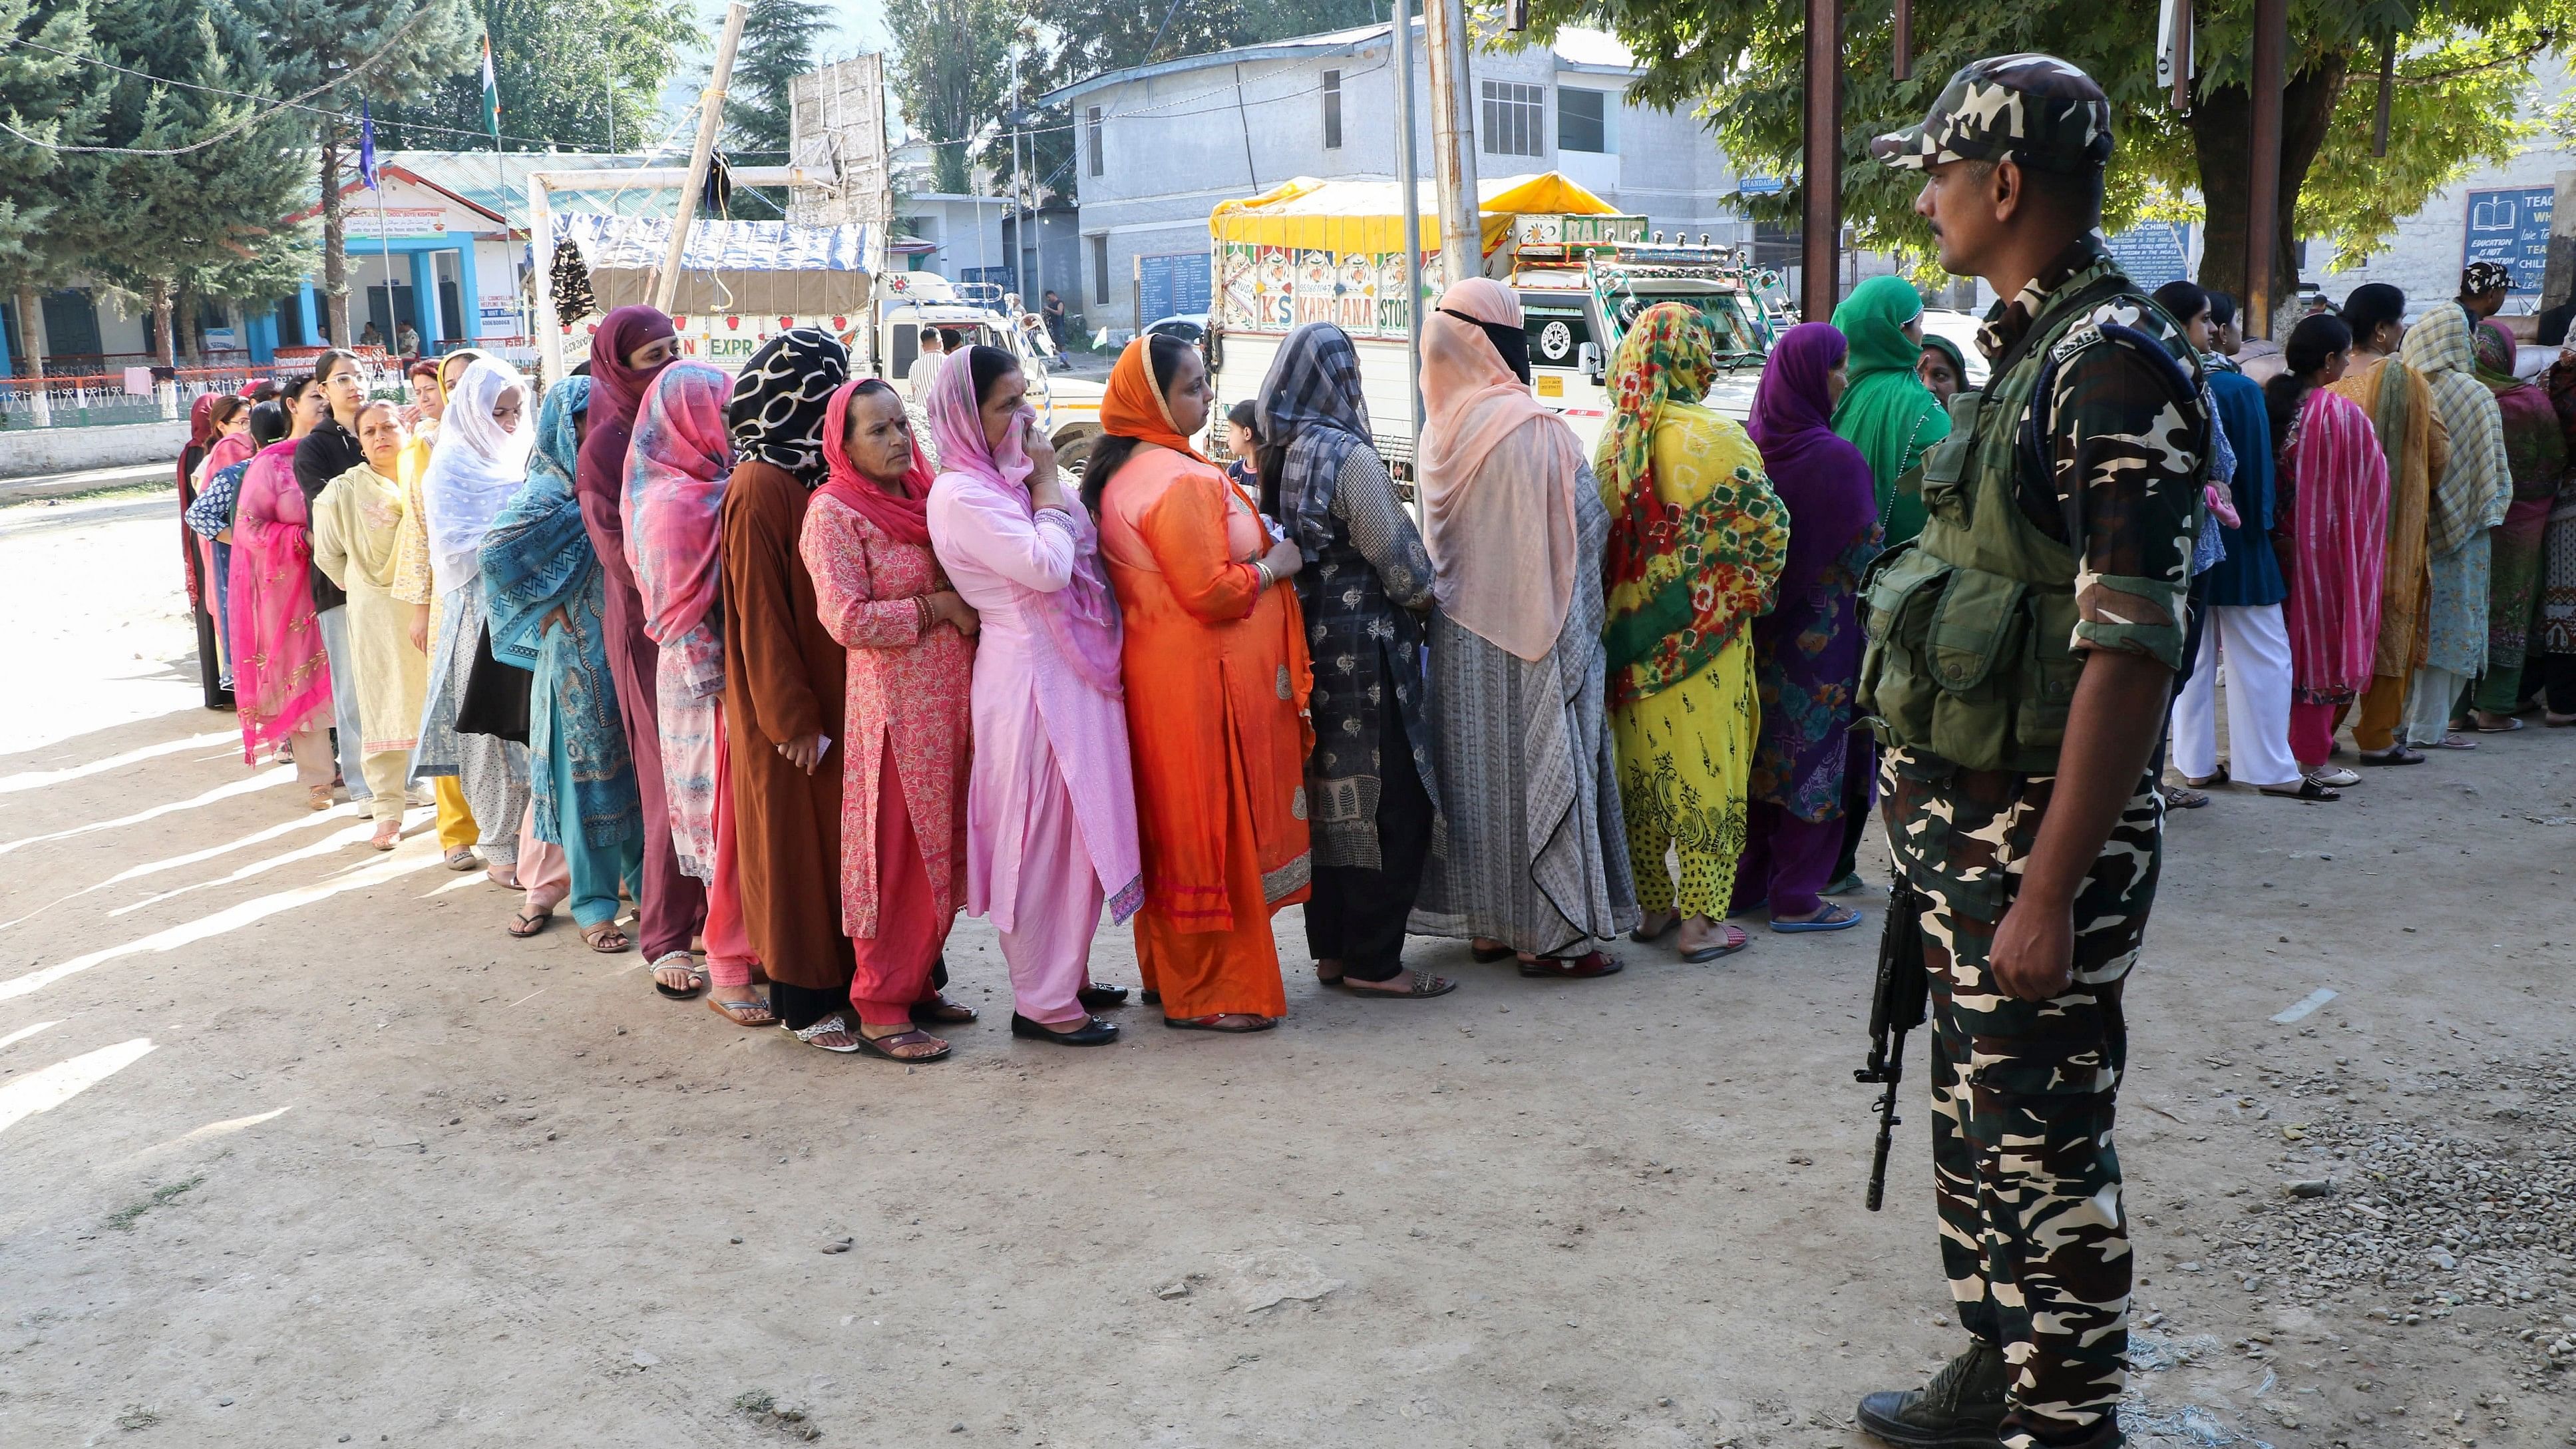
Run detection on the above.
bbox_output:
[1734,322,1880,932]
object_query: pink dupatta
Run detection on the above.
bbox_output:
[226,440,333,760]
[623,362,737,697]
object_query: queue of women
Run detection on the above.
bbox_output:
[174,260,2576,1061]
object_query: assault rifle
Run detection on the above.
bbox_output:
[1856,885,1930,1211]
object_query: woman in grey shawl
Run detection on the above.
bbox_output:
[1255,324,1455,998]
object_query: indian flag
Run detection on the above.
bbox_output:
[480,33,500,140]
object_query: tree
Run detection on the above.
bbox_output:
[1521,0,2573,323]
[83,0,312,363]
[885,0,1025,195]
[244,0,474,345]
[377,0,694,155]
[725,0,830,160]
[0,0,112,377]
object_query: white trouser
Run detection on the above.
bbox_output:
[2405,665,2469,745]
[2169,602,2299,788]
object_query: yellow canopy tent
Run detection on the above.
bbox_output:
[1208,172,1624,258]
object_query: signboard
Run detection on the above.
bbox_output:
[1737,175,1786,196]
[478,298,519,337]
[958,265,1018,296]
[787,55,892,232]
[2104,222,2191,291]
[1135,252,1211,325]
[2465,186,2553,295]
[343,207,448,241]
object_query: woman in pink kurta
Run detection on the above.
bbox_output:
[228,437,337,808]
[801,379,980,1060]
[2267,315,2390,781]
[925,345,1142,1047]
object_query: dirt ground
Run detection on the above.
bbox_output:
[1,487,2571,1449]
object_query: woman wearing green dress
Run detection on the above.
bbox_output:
[1830,275,1952,549]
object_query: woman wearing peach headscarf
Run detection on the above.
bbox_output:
[1409,277,1637,978]
[1089,335,1339,1030]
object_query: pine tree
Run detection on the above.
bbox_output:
[725,0,830,160]
[242,0,475,345]
[0,0,111,376]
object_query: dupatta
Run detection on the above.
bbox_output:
[623,361,737,696]
[818,379,936,544]
[2403,303,2511,554]
[419,357,534,594]
[1829,274,1950,522]
[228,440,333,759]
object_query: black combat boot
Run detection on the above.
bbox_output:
[1856,1339,2008,1448]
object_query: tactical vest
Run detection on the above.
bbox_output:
[1857,264,2204,775]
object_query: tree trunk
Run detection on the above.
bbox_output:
[14,286,45,379]
[150,280,175,368]
[176,282,198,363]
[2191,53,2349,339]
[320,131,348,345]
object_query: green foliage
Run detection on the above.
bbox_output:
[378,0,695,153]
[0,0,111,294]
[725,0,830,159]
[1522,0,2571,275]
[885,0,1025,194]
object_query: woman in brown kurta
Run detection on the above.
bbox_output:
[719,331,860,1049]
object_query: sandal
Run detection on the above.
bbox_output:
[580,920,632,954]
[1076,981,1131,1010]
[1628,912,1680,944]
[2259,777,2342,801]
[2547,712,2576,727]
[649,951,705,998]
[909,994,979,1024]
[2159,784,2209,810]
[508,909,552,938]
[2422,733,2478,750]
[1334,968,1457,999]
[2183,764,2231,788]
[2474,714,2525,733]
[306,785,334,812]
[368,820,401,851]
[1679,923,1750,962]
[485,867,521,889]
[2356,745,2426,765]
[1163,1013,1279,1032]
[790,1014,863,1053]
[1822,872,1868,897]
[856,1027,952,1063]
[1771,903,1864,934]
[707,994,777,1028]
[1518,951,1622,978]
[443,845,482,871]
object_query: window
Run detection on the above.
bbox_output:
[1480,81,1543,157]
[1086,105,1103,176]
[1091,234,1111,306]
[1322,69,1342,150]
[1558,87,1606,153]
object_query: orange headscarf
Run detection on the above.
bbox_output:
[1417,277,1582,662]
[1101,336,1210,463]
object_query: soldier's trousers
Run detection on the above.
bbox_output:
[1881,753,2159,1449]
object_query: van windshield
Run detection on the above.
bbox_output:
[1611,290,1767,363]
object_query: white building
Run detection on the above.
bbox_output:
[1043,21,1748,335]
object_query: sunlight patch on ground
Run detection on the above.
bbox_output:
[0,766,291,858]
[0,730,237,796]
[0,1020,63,1052]
[108,816,390,917]
[0,1038,155,1138]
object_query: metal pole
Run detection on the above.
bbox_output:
[2246,0,2287,339]
[1391,0,1428,462]
[1800,0,1841,321]
[530,170,561,385]
[653,0,750,315]
[1421,0,1481,287]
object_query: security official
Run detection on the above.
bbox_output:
[1852,55,2209,1449]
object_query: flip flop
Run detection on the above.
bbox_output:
[1771,903,1864,933]
[1163,1013,1279,1032]
[855,1027,952,1063]
[1628,914,1680,944]
[1680,924,1750,962]
[580,920,632,954]
[649,951,705,999]
[2259,777,2342,801]
[791,1014,864,1053]
[2476,716,2526,733]
[707,994,777,1028]
[1332,969,1457,999]
[2422,733,2479,750]
[2159,785,2209,810]
[507,909,552,938]
[2355,747,2425,766]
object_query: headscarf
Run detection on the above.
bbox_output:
[818,379,936,547]
[2402,302,2511,555]
[924,345,1124,693]
[481,377,642,849]
[1594,302,1788,703]
[1100,336,1208,462]
[727,327,848,485]
[2477,319,2568,505]
[1256,322,1374,564]
[1829,276,1951,526]
[227,439,333,759]
[576,305,676,509]
[1416,278,1583,660]
[625,361,738,696]
[180,394,217,487]
[1919,333,1968,389]
[419,357,533,595]
[202,429,256,485]
[1749,322,1881,596]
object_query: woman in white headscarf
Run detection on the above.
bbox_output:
[411,357,538,887]
[2398,302,2511,747]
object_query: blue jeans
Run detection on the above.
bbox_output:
[316,604,368,801]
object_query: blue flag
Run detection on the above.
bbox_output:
[358,103,379,188]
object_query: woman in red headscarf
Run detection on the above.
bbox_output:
[574,306,708,975]
[1089,334,1318,1030]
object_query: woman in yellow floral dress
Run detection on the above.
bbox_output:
[1596,304,1788,961]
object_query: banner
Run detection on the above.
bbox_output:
[343,208,447,241]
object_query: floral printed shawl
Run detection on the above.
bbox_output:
[624,362,738,698]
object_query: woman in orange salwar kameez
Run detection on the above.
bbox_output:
[1088,335,1314,1032]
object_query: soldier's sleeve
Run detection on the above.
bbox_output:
[2048,323,2200,669]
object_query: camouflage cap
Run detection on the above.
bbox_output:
[1870,53,2113,174]
[2462,261,2515,296]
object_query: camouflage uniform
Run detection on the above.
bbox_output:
[1865,55,2206,1449]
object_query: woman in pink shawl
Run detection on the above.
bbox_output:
[623,361,766,1014]
[2268,313,2387,797]
[926,345,1140,1047]
[228,435,337,808]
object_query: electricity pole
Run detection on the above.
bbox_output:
[1421,0,1480,286]
[1799,0,1841,321]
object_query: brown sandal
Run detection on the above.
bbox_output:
[580,920,631,953]
[856,1027,952,1062]
[707,994,777,1028]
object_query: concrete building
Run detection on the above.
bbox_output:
[1043,21,1748,336]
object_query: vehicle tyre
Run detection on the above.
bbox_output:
[1053,425,1098,476]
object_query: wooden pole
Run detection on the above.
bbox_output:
[1893,0,1911,83]
[2246,0,2287,337]
[1422,0,1481,287]
[1801,0,1841,321]
[653,0,750,315]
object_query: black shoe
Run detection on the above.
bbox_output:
[1856,1340,2007,1448]
[1010,1012,1120,1046]
[1077,980,1131,1010]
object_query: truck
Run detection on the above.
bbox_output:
[1203,172,1772,474]
[538,213,1104,463]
